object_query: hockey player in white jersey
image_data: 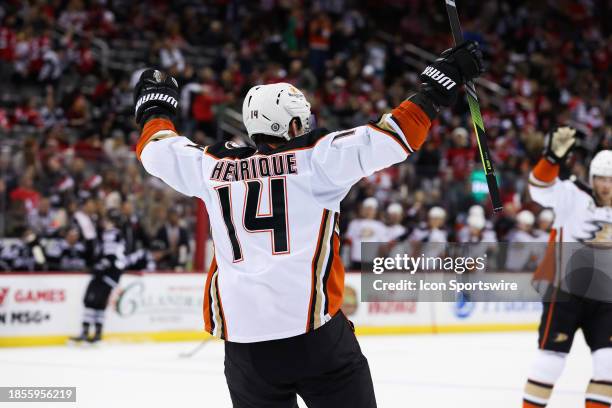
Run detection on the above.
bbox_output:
[133,42,484,407]
[523,126,612,408]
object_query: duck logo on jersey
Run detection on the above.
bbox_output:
[578,220,612,248]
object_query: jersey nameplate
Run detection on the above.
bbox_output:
[210,152,298,182]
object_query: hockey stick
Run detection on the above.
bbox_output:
[178,338,212,358]
[444,0,503,213]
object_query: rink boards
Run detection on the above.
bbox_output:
[0,272,541,347]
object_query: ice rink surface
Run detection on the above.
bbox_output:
[0,331,592,408]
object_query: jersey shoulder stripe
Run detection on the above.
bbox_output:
[573,178,594,198]
[367,121,412,154]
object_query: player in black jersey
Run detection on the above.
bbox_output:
[70,209,126,343]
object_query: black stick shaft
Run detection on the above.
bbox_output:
[444,0,503,212]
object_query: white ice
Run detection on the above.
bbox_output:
[0,331,592,408]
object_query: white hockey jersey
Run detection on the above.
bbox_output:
[138,102,430,342]
[529,158,612,300]
[529,161,612,243]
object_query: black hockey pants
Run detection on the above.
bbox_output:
[224,311,377,408]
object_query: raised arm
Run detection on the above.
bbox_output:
[133,70,207,199]
[528,126,578,215]
[311,41,485,207]
[310,100,429,192]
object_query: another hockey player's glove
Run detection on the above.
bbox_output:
[544,126,576,164]
[419,40,485,108]
[133,69,179,127]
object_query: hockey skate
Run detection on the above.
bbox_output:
[87,323,103,344]
[68,333,89,343]
[68,323,90,344]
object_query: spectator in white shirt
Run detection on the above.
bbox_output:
[345,197,388,270]
[506,210,538,271]
[385,203,406,241]
[533,208,554,242]
[408,206,448,259]
[159,38,185,74]
[458,212,498,268]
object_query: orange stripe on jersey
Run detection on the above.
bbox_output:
[522,401,546,408]
[367,123,412,154]
[539,285,558,350]
[203,256,217,334]
[214,273,228,340]
[136,118,176,160]
[306,210,330,331]
[390,100,432,151]
[532,158,560,184]
[533,229,557,284]
[320,213,337,317]
[325,231,345,317]
[539,230,561,350]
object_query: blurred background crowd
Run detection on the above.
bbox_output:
[0,0,610,272]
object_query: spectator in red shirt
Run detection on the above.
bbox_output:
[73,132,107,163]
[65,93,90,128]
[10,172,41,214]
[75,37,95,74]
[0,15,16,63]
[445,127,475,182]
[189,67,228,139]
[308,12,332,76]
[14,97,43,128]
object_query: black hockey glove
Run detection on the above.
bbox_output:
[419,40,485,108]
[543,126,576,164]
[133,69,179,127]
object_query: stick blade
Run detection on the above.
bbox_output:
[486,173,503,212]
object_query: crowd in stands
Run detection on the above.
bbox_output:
[0,0,609,272]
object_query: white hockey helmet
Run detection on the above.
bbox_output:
[516,210,535,227]
[242,82,311,141]
[589,150,612,186]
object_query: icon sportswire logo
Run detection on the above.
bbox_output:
[422,66,457,90]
